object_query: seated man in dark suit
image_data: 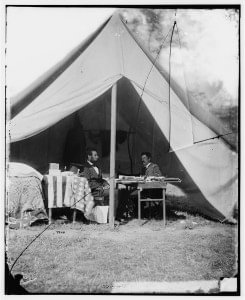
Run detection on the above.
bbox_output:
[140,152,164,215]
[83,148,109,196]
[83,148,119,218]
[141,152,162,177]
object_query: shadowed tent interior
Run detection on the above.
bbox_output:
[10,77,228,221]
[8,13,238,222]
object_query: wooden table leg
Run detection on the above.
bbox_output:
[73,209,77,223]
[138,190,141,220]
[162,188,166,227]
[149,201,151,219]
[48,208,52,224]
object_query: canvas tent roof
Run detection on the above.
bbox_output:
[9,13,238,221]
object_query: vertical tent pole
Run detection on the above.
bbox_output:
[109,83,117,228]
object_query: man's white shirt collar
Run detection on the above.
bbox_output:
[145,162,151,169]
[87,160,99,174]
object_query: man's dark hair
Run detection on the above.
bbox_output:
[86,148,97,158]
[141,152,152,159]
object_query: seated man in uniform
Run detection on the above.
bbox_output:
[140,152,164,216]
[126,152,163,218]
[140,152,162,177]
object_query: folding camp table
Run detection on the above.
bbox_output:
[116,177,181,226]
[137,181,167,225]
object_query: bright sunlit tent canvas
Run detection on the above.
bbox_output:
[8,13,238,222]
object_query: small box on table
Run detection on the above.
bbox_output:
[49,163,61,175]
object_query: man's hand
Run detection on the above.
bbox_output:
[102,179,110,190]
[102,183,110,190]
[96,186,104,192]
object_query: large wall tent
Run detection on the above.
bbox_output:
[9,14,238,222]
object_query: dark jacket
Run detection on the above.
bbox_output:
[83,161,108,191]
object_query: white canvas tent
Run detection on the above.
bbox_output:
[8,13,238,222]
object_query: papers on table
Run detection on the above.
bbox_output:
[116,176,181,184]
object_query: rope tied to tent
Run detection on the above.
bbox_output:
[130,9,186,167]
[193,131,234,144]
[168,20,177,152]
[172,13,234,147]
[9,19,175,270]
[174,21,195,145]
[9,175,116,273]
[9,222,53,272]
[129,25,174,173]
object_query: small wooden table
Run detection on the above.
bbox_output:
[137,181,167,226]
[43,174,93,223]
[115,178,181,225]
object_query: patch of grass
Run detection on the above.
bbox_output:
[6,219,237,294]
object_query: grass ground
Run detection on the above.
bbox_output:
[6,211,238,294]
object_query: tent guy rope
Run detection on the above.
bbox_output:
[167,20,177,152]
[128,24,173,173]
[9,175,116,273]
